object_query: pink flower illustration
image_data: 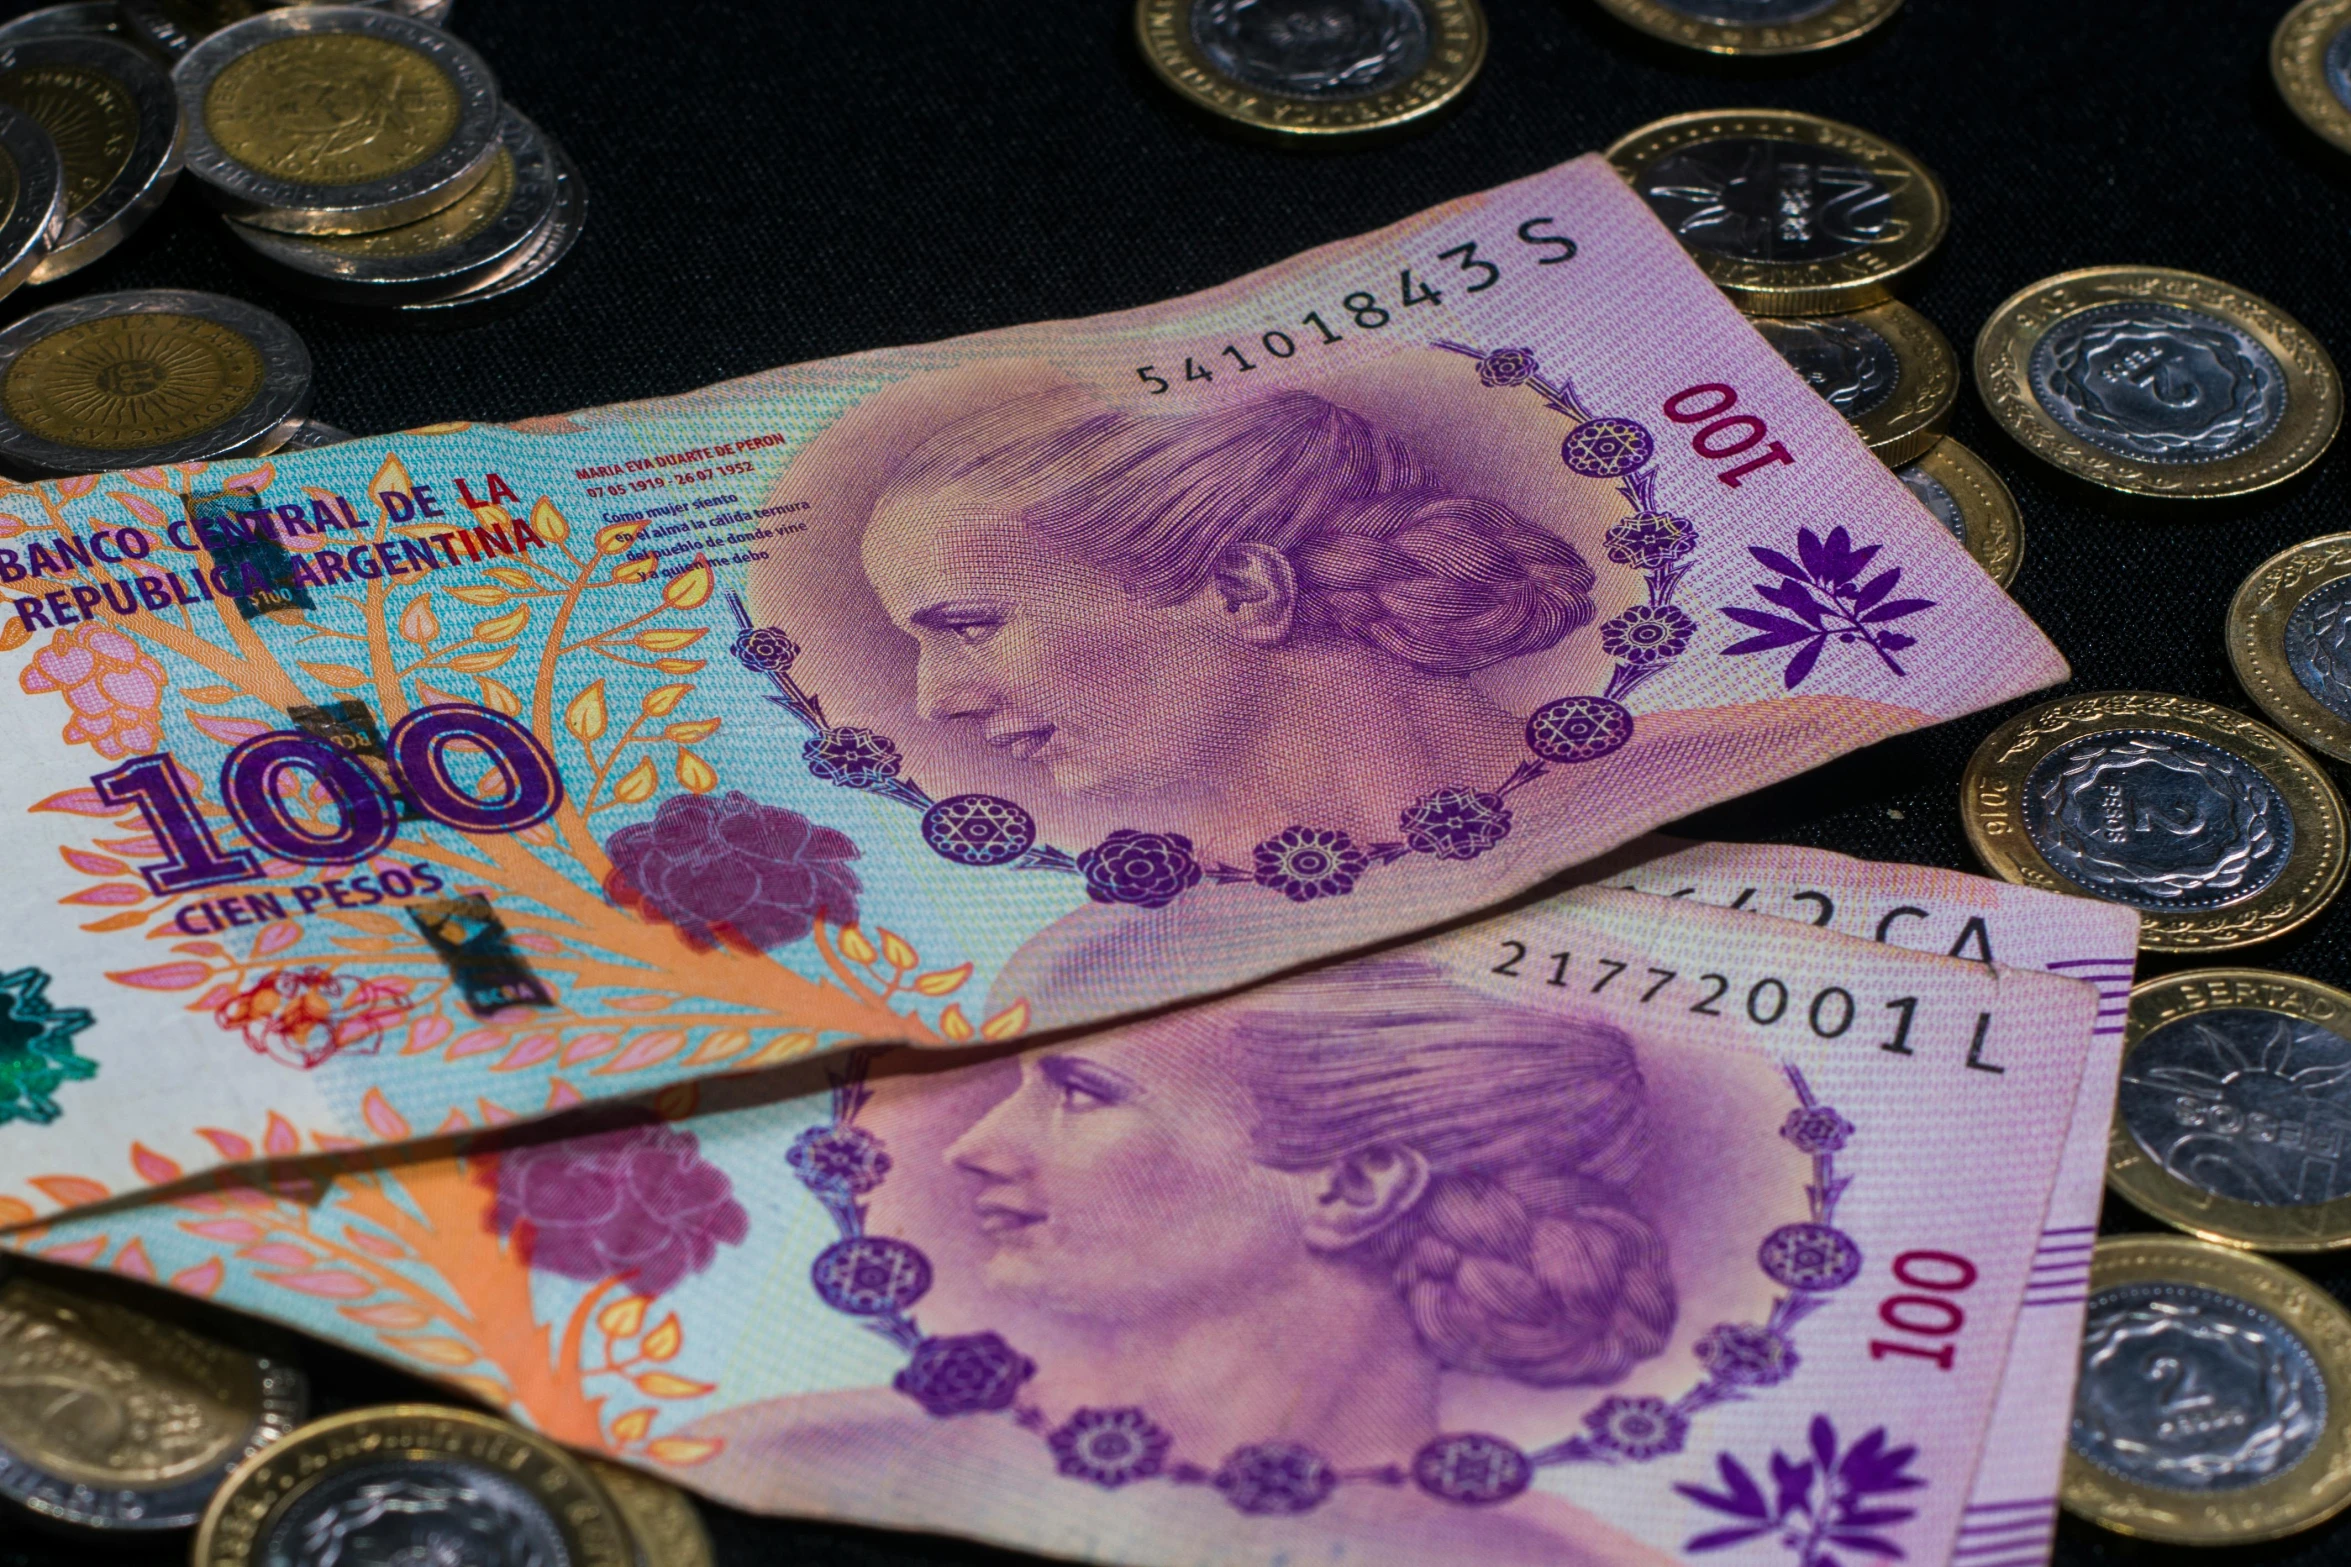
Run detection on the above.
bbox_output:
[20,624,167,757]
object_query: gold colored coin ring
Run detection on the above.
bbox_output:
[587,1457,716,1567]
[2063,1235,2351,1544]
[2106,970,2351,1252]
[1606,109,1947,315]
[2275,0,2351,156]
[1973,266,2342,499]
[1901,437,2022,588]
[399,127,584,312]
[195,1405,636,1567]
[0,98,67,303]
[2230,533,2351,765]
[1591,0,1903,56]
[1133,0,1486,141]
[1960,690,2349,951]
[0,35,184,283]
[1752,297,1955,466]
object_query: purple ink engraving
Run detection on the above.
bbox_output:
[1047,1407,1174,1489]
[787,1123,892,1198]
[1478,347,1539,387]
[387,704,565,832]
[1599,604,1697,665]
[486,1119,749,1298]
[920,794,1036,867]
[1723,526,1936,688]
[1525,695,1634,764]
[1758,1222,1862,1292]
[603,792,860,952]
[1583,1395,1691,1461]
[731,624,800,673]
[1780,1105,1854,1156]
[1251,825,1368,901]
[810,1236,932,1316]
[1695,1323,1799,1388]
[1411,1433,1533,1505]
[803,727,904,790]
[1678,1416,1924,1564]
[893,1332,1036,1417]
[1078,830,1202,910]
[1212,1442,1338,1516]
[1399,786,1513,860]
[1562,418,1656,479]
[1604,512,1699,570]
[219,731,399,866]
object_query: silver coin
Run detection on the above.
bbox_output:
[2020,728,2296,912]
[2028,301,2288,466]
[0,288,311,473]
[264,413,350,450]
[257,1455,574,1565]
[1188,0,1432,100]
[2119,1008,2351,1207]
[400,127,581,312]
[0,3,135,48]
[224,105,555,299]
[0,100,65,302]
[2287,577,2351,723]
[0,35,181,282]
[2328,20,2351,112]
[1896,461,1967,544]
[173,4,500,234]
[1637,136,1899,264]
[123,0,444,58]
[1753,313,1898,417]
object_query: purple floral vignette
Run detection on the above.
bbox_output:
[786,1052,1878,1525]
[1677,1416,1926,1566]
[1723,526,1937,690]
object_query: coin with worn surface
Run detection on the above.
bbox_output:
[1134,0,1485,141]
[0,1275,305,1530]
[174,5,499,234]
[0,101,66,302]
[2275,0,2351,155]
[2064,1234,2351,1543]
[0,289,310,474]
[225,105,555,300]
[1975,266,2340,499]
[587,1458,715,1567]
[1961,691,2348,951]
[1590,0,1902,55]
[1896,437,2021,588]
[125,0,448,59]
[1751,298,1954,465]
[1606,109,1945,315]
[0,2,137,48]
[2108,970,2351,1252]
[0,35,181,281]
[194,1405,635,1567]
[399,128,581,313]
[2229,533,2351,766]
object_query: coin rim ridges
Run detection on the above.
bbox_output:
[1591,0,1904,56]
[1131,0,1487,140]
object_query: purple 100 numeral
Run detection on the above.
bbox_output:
[93,703,563,896]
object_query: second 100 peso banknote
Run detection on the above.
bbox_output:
[0,152,2064,1221]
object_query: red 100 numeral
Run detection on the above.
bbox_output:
[1868,1249,1978,1371]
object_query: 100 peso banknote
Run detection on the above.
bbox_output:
[0,151,2063,1223]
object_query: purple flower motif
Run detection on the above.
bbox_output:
[1562,417,1656,479]
[786,1122,892,1197]
[486,1119,749,1298]
[1723,525,1936,688]
[1478,347,1539,388]
[1078,829,1202,910]
[1525,694,1634,764]
[1048,1407,1173,1489]
[731,624,800,674]
[803,726,903,789]
[1213,1442,1337,1516]
[1600,604,1697,666]
[1678,1416,1924,1560]
[1781,1105,1855,1156]
[1412,1433,1533,1506]
[810,1236,932,1317]
[1695,1323,1799,1388]
[1584,1395,1690,1461]
[1760,1222,1863,1292]
[1400,786,1513,861]
[893,1332,1035,1417]
[1604,512,1699,570]
[1251,825,1368,902]
[604,792,859,953]
[921,794,1036,868]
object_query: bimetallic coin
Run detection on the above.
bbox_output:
[399,127,581,313]
[124,0,449,59]
[262,414,349,451]
[0,35,182,282]
[587,1459,715,1567]
[0,1276,305,1530]
[224,106,556,301]
[2275,0,2351,155]
[1975,267,2340,499]
[1606,109,1946,315]
[2109,970,2351,1253]
[174,5,500,234]
[0,100,67,302]
[2064,1234,2351,1543]
[1751,297,1955,465]
[1591,0,1901,55]
[194,1405,634,1567]
[1896,438,2021,588]
[0,3,138,49]
[2229,533,2351,766]
[0,289,310,474]
[1134,0,1486,141]
[1961,692,2348,951]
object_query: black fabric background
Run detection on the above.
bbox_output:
[2,0,2348,1562]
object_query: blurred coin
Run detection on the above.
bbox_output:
[0,288,309,474]
[1975,266,2340,499]
[225,105,554,301]
[399,127,580,312]
[0,35,180,282]
[0,3,137,48]
[1591,0,1902,55]
[0,1274,305,1531]
[1607,109,1945,315]
[263,413,348,450]
[2230,533,2351,765]
[1896,437,2021,587]
[2275,0,2351,155]
[1134,0,1486,141]
[2108,969,2351,1252]
[1751,297,1954,465]
[195,1405,635,1567]
[174,4,499,234]
[587,1458,715,1567]
[0,100,66,300]
[124,0,446,58]
[2064,1234,2351,1543]
[1961,690,2347,951]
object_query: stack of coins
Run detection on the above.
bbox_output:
[1608,109,2021,588]
[123,0,452,60]
[0,3,148,50]
[174,4,584,308]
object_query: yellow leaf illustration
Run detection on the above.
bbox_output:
[298,661,370,690]
[613,557,656,583]
[609,1408,656,1445]
[448,648,517,673]
[662,559,712,609]
[612,758,658,804]
[594,520,646,555]
[369,452,413,505]
[663,718,721,743]
[913,963,972,997]
[940,1004,973,1041]
[675,749,715,794]
[641,1316,682,1361]
[598,1295,649,1339]
[653,657,705,674]
[475,676,522,716]
[736,1031,819,1068]
[879,928,917,970]
[635,1372,712,1399]
[838,925,877,965]
[398,593,439,645]
[641,683,691,716]
[636,628,706,651]
[484,566,535,589]
[446,584,507,606]
[680,1028,751,1066]
[645,1438,721,1466]
[530,497,569,542]
[470,503,513,529]
[565,680,608,743]
[388,1336,479,1368]
[981,999,1031,1041]
[473,606,530,643]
